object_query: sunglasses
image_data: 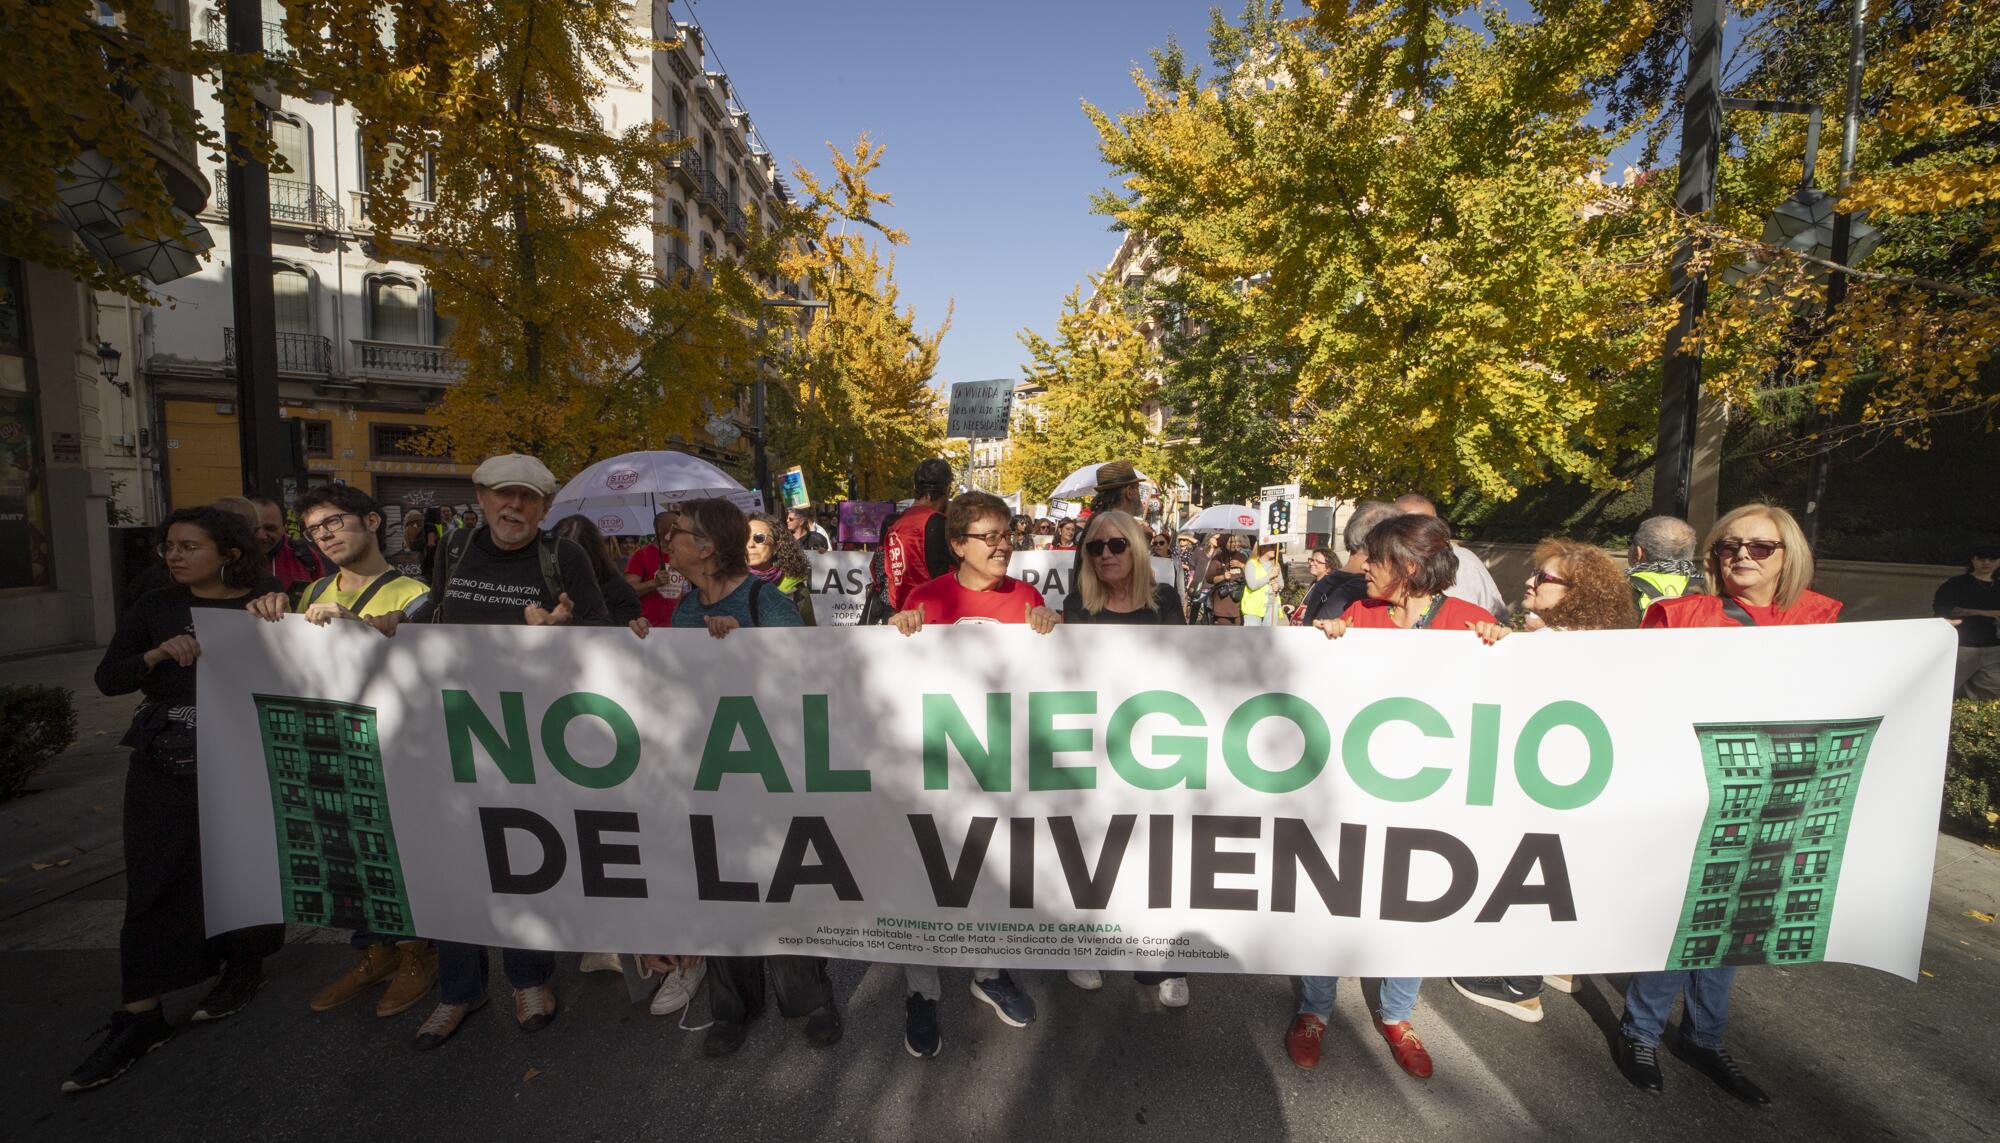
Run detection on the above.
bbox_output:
[1712,539,1784,561]
[1528,570,1570,588]
[748,532,772,543]
[1085,537,1131,557]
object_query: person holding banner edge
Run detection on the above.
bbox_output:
[1614,503,1841,1106]
[1297,513,1508,1080]
[640,496,845,1055]
[64,507,289,1093]
[1059,509,1190,1007]
[882,459,955,614]
[890,491,1061,1057]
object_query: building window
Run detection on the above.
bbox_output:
[350,793,381,821]
[1709,822,1746,848]
[1769,778,1808,806]
[289,853,320,880]
[1700,861,1738,889]
[300,420,332,458]
[345,756,377,787]
[1754,818,1797,847]
[292,889,324,918]
[362,136,433,201]
[0,255,23,352]
[1784,889,1823,918]
[280,782,306,808]
[1746,855,1783,882]
[1691,900,1727,926]
[272,746,303,773]
[1681,935,1719,962]
[270,114,312,187]
[1816,773,1852,801]
[311,787,343,815]
[1729,930,1764,956]
[372,900,406,929]
[266,707,300,738]
[1715,738,1759,772]
[367,276,423,343]
[369,423,437,460]
[1828,734,1862,763]
[321,824,348,847]
[357,830,388,857]
[1792,850,1831,879]
[1802,811,1839,840]
[1776,926,1815,955]
[285,819,315,846]
[1739,891,1775,915]
[304,711,337,738]
[1719,785,1758,815]
[366,867,396,892]
[272,265,313,336]
[1771,737,1818,766]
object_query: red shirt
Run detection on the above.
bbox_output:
[904,573,1046,625]
[1340,595,1497,630]
[1642,590,1842,628]
[884,504,941,611]
[624,544,684,626]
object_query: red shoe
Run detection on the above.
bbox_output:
[1285,1013,1327,1069]
[1379,1020,1433,1079]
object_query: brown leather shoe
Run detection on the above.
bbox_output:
[1379,1020,1434,1079]
[514,983,558,1033]
[376,942,437,1018]
[310,944,398,1013]
[1285,1013,1326,1070]
[413,996,486,1051]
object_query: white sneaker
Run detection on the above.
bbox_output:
[1066,969,1103,991]
[1543,974,1581,994]
[1157,977,1190,1008]
[578,952,622,974]
[649,959,707,1016]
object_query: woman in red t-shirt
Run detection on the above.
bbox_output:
[887,491,1055,1058]
[1288,512,1504,1084]
[1615,503,1838,1109]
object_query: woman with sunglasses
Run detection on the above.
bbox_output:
[1614,502,1837,1107]
[1448,539,1634,1021]
[1296,513,1506,1083]
[746,511,817,626]
[890,491,1058,1057]
[64,508,288,1093]
[1057,510,1190,1006]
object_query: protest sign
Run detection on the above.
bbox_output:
[807,551,1180,626]
[946,380,1015,439]
[837,501,895,545]
[195,613,1953,980]
[780,467,810,511]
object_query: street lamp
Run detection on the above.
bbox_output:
[754,297,829,506]
[96,339,130,397]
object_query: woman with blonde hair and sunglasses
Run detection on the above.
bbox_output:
[1615,502,1839,1108]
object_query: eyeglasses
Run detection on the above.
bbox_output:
[1712,539,1784,561]
[1084,537,1131,557]
[958,530,1012,548]
[1528,570,1570,588]
[748,532,773,544]
[156,540,212,558]
[303,513,359,540]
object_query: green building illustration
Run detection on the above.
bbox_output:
[255,694,414,934]
[1666,717,1881,970]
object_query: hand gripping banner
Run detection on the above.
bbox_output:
[193,613,1956,980]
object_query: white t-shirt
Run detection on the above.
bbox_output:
[1447,543,1509,621]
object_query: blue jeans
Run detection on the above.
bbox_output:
[1299,976,1421,1023]
[1622,966,1736,1049]
[436,941,555,1006]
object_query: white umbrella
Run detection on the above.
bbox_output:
[1184,503,1261,534]
[547,450,758,536]
[1050,461,1156,500]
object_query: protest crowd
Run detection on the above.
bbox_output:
[62,448,1997,1109]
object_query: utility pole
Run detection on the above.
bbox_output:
[223,0,297,503]
[1803,0,1869,548]
[1651,0,1723,521]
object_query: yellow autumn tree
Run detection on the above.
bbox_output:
[769,137,951,501]
[1001,281,1171,502]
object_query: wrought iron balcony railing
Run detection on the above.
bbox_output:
[224,328,333,375]
[212,169,344,230]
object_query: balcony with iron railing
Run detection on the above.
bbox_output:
[697,172,727,221]
[224,328,333,375]
[204,15,291,57]
[353,339,464,383]
[725,204,748,242]
[349,192,437,236]
[212,169,344,231]
[661,130,705,194]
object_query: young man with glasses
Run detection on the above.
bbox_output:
[248,485,437,1018]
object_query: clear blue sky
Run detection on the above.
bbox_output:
[682,1,1682,393]
[681,0,1234,391]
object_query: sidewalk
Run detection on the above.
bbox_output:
[0,649,135,922]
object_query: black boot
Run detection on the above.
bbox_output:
[703,1019,751,1057]
[192,960,264,1022]
[1678,1042,1770,1107]
[802,1003,843,1047]
[1618,1036,1664,1094]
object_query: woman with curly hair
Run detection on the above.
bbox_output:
[1519,538,1640,633]
[1447,537,1633,1025]
[747,512,817,626]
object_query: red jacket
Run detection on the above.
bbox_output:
[883,504,940,612]
[1642,589,1843,628]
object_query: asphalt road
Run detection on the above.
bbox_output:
[3,650,1997,1142]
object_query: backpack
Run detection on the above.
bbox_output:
[300,568,408,616]
[427,527,565,623]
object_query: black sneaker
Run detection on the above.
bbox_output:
[903,994,942,1058]
[62,1009,174,1093]
[969,971,1036,1028]
[1677,1041,1770,1107]
[802,1003,843,1048]
[192,962,264,1022]
[702,1019,750,1058]
[1619,1036,1664,1094]
[1450,977,1545,1023]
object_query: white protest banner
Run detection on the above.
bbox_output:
[945,380,1015,439]
[808,551,1182,626]
[195,615,1955,980]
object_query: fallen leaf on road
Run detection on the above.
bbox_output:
[93,805,105,813]
[1967,910,1996,923]
[29,859,73,871]
[523,1067,541,1082]
[1921,970,1935,977]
